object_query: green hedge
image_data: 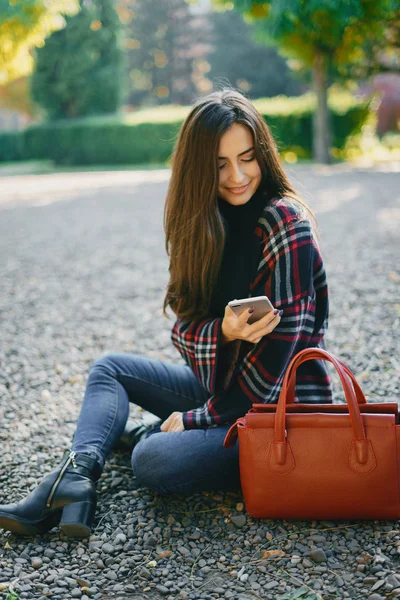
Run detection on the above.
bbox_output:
[0,91,370,165]
[20,120,180,165]
[0,131,25,162]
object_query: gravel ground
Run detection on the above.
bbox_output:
[0,163,399,600]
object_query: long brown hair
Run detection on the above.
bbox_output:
[163,87,317,323]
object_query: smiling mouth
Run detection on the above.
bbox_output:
[227,183,250,192]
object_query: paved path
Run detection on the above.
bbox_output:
[0,164,399,600]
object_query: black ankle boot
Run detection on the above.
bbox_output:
[0,450,102,538]
[114,413,162,452]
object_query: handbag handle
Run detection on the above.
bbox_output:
[285,351,367,405]
[274,348,370,467]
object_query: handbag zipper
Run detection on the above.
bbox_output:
[46,451,77,508]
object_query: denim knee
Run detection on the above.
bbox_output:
[90,353,119,376]
[131,436,169,493]
[130,430,241,495]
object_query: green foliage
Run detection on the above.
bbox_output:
[16,117,179,165]
[259,95,370,158]
[0,0,43,23]
[0,131,25,161]
[0,91,370,165]
[217,0,399,71]
[0,0,78,84]
[208,8,303,98]
[30,0,125,119]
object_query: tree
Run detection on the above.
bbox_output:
[336,12,400,80]
[213,0,399,163]
[122,0,213,107]
[0,0,79,85]
[207,7,303,98]
[30,0,125,119]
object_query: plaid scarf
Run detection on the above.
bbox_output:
[171,196,333,429]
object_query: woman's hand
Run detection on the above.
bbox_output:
[221,304,283,345]
[160,411,185,432]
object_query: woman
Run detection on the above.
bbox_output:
[0,88,332,538]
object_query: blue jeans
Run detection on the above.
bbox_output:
[71,353,241,495]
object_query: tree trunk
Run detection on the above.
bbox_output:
[312,51,332,164]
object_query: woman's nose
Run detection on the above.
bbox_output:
[227,162,246,183]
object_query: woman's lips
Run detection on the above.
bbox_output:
[227,183,250,195]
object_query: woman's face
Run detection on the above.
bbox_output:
[217,122,262,206]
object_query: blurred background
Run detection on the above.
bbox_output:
[0,0,399,171]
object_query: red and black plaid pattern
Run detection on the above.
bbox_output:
[171,197,333,429]
[170,317,222,395]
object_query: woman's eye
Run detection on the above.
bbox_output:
[218,156,255,170]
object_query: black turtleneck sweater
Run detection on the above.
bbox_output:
[209,184,271,317]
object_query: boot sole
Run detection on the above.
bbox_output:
[60,522,91,538]
[0,509,62,536]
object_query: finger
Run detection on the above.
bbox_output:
[224,305,238,320]
[256,314,282,337]
[253,308,281,326]
[238,307,255,324]
[250,309,282,333]
[247,314,282,342]
[168,413,182,431]
[161,416,172,432]
[225,304,235,315]
[245,309,277,333]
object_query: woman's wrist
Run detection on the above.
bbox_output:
[221,320,234,345]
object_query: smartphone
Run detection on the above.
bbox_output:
[228,295,275,324]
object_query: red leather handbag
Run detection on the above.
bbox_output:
[223,347,400,520]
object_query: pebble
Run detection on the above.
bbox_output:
[265,581,280,590]
[115,533,126,544]
[31,558,42,569]
[371,580,386,592]
[310,548,327,563]
[156,584,169,595]
[105,571,117,581]
[230,515,247,528]
[101,543,115,555]
[110,477,123,488]
[139,567,151,579]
